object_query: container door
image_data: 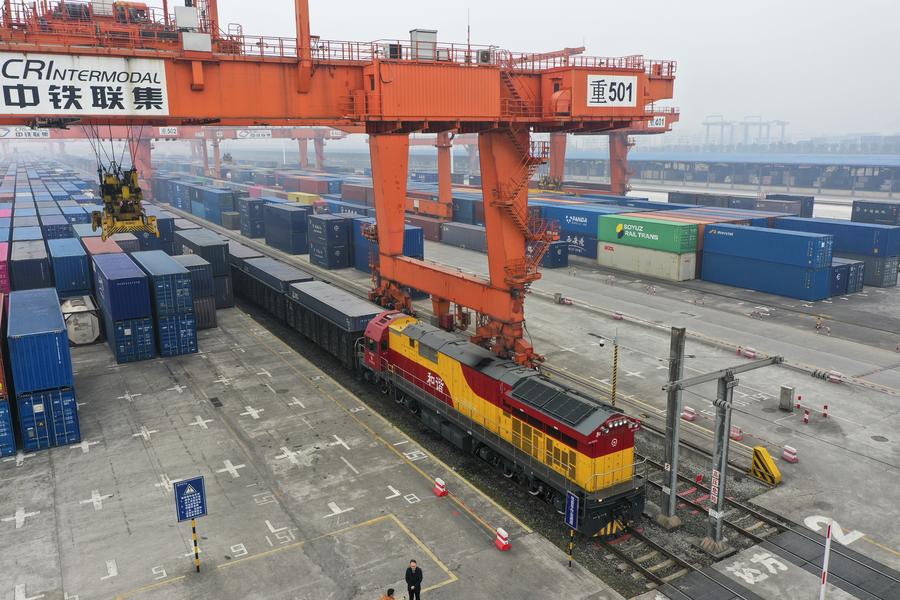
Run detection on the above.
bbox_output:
[17,395,52,451]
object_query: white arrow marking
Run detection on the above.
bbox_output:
[385,486,401,500]
[322,502,354,518]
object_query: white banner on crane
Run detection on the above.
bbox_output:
[236,129,272,139]
[0,53,169,116]
[0,127,51,138]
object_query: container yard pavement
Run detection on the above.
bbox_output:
[417,241,900,572]
[0,308,622,600]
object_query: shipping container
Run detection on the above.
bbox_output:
[11,240,52,291]
[72,223,102,238]
[7,289,74,394]
[12,226,42,241]
[239,257,313,293]
[61,296,102,346]
[536,240,569,268]
[0,398,14,457]
[131,251,194,316]
[110,233,141,253]
[227,241,264,268]
[766,194,815,218]
[222,211,240,230]
[833,253,898,288]
[702,253,831,301]
[16,387,80,450]
[92,253,152,321]
[0,242,8,293]
[851,199,900,226]
[830,261,850,297]
[597,215,698,253]
[308,214,350,245]
[775,217,900,257]
[174,229,229,276]
[157,314,198,357]
[404,214,443,241]
[213,275,234,308]
[105,316,156,363]
[597,242,696,281]
[171,254,214,298]
[309,242,350,269]
[193,296,218,330]
[81,237,123,257]
[535,203,630,236]
[39,214,73,239]
[48,238,92,296]
[702,224,833,269]
[831,257,865,293]
[561,233,599,259]
[440,222,487,253]
[265,204,309,254]
[351,217,424,273]
[174,218,202,230]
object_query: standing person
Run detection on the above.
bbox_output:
[405,559,423,600]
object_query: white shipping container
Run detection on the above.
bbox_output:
[597,242,696,281]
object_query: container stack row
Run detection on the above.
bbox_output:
[132,251,198,357]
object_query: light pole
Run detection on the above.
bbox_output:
[588,331,619,407]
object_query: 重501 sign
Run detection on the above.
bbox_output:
[586,75,637,108]
[0,53,169,116]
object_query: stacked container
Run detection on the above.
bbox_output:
[10,240,53,291]
[174,229,233,307]
[232,257,313,322]
[7,289,80,451]
[351,217,425,273]
[172,254,217,330]
[48,238,92,297]
[93,253,156,363]
[439,222,488,253]
[596,215,698,281]
[132,251,198,357]
[0,293,14,456]
[40,214,73,239]
[831,257,865,294]
[852,199,900,226]
[700,224,833,300]
[265,204,310,254]
[308,214,351,269]
[110,233,141,253]
[0,242,9,293]
[775,217,900,287]
[238,197,266,238]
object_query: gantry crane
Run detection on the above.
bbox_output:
[0,0,676,366]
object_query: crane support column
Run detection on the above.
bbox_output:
[657,326,685,530]
[200,141,210,177]
[295,0,313,93]
[609,132,632,195]
[437,132,453,215]
[549,132,567,182]
[701,373,737,558]
[314,136,325,171]
[299,138,309,169]
[133,138,153,193]
[211,138,222,179]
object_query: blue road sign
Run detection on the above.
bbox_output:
[565,491,579,530]
[174,476,207,522]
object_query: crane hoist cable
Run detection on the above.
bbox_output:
[81,123,158,242]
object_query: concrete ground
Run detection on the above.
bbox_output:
[0,308,623,600]
[413,241,900,573]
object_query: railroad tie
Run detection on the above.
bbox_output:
[635,550,659,563]
[647,559,675,573]
[662,568,690,583]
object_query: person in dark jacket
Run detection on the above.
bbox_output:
[405,559,423,600]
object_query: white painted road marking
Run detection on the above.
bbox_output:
[288,397,306,409]
[275,447,300,466]
[131,426,158,441]
[116,391,142,402]
[14,584,44,600]
[404,494,421,504]
[300,416,314,430]
[2,452,33,467]
[256,369,271,378]
[330,435,350,450]
[80,490,113,511]
[340,456,360,475]
[167,384,187,394]
[385,486,401,500]
[1,507,40,529]
[264,383,276,394]
[240,406,264,420]
[804,515,865,545]
[154,474,175,495]
[71,440,100,454]
[625,371,645,379]
[213,376,232,386]
[189,416,213,430]
[216,460,247,479]
[322,502,354,518]
[100,559,118,581]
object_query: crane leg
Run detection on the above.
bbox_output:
[212,138,221,179]
[299,138,309,169]
[314,137,325,170]
[436,132,453,219]
[133,138,153,195]
[200,141,210,176]
[609,132,633,195]
[549,132,566,186]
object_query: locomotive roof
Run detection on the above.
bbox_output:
[397,319,621,436]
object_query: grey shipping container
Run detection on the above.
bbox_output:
[11,240,53,291]
[440,223,488,253]
[174,229,229,276]
[228,241,264,268]
[288,280,382,332]
[214,275,234,308]
[193,296,218,330]
[834,253,898,287]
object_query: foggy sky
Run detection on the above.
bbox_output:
[216,0,900,139]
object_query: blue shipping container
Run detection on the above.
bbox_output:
[308,214,350,246]
[72,223,101,238]
[561,233,599,259]
[48,238,92,296]
[830,261,849,297]
[832,257,865,293]
[351,217,425,273]
[16,388,80,450]
[11,241,53,291]
[12,226,42,241]
[93,253,153,321]
[8,289,74,394]
[264,204,309,254]
[172,254,215,298]
[701,252,831,301]
[536,203,629,236]
[703,224,833,269]
[157,314,198,357]
[775,217,900,257]
[106,316,156,363]
[214,275,234,309]
[40,215,73,239]
[309,242,350,269]
[174,230,229,276]
[0,399,15,457]
[131,251,194,316]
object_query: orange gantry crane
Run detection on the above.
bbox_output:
[0,0,676,366]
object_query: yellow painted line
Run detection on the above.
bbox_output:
[235,316,531,536]
[860,535,900,558]
[114,576,187,600]
[388,514,459,592]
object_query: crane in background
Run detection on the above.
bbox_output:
[0,0,676,366]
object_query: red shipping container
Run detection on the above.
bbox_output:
[0,243,9,293]
[249,185,264,198]
[0,293,8,399]
[296,176,331,195]
[405,215,443,242]
[0,208,10,218]
[81,237,123,257]
[342,183,369,203]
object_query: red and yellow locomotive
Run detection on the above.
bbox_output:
[362,311,645,537]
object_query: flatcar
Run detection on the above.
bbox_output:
[228,253,645,538]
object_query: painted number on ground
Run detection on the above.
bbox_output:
[804,515,865,545]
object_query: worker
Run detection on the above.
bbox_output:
[815,317,823,331]
[380,588,395,600]
[405,559,423,600]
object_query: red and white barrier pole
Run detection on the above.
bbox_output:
[432,477,448,497]
[819,519,833,600]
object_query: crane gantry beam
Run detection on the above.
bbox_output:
[0,0,677,366]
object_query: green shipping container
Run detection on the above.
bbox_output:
[597,215,698,253]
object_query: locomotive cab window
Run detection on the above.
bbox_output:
[381,337,388,352]
[419,343,438,363]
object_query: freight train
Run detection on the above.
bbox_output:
[231,251,646,538]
